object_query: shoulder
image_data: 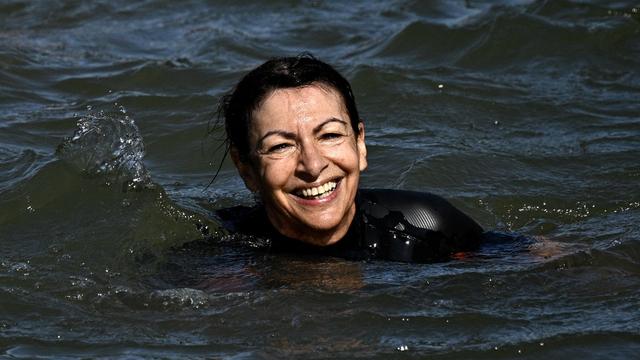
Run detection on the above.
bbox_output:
[357,188,484,246]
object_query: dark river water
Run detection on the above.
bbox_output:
[1,0,639,358]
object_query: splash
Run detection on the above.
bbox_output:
[57,105,151,191]
[52,104,223,259]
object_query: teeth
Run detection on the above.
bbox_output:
[299,181,337,198]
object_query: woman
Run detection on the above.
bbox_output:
[216,54,483,262]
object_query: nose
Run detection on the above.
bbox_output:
[295,142,328,181]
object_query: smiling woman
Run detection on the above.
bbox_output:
[216,54,484,262]
[235,85,366,246]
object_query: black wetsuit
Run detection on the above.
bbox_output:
[216,189,484,263]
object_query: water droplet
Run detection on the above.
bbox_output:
[10,262,32,273]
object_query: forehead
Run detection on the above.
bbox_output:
[252,84,347,128]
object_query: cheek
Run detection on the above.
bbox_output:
[257,159,295,189]
[326,142,360,169]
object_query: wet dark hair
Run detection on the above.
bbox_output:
[218,53,361,163]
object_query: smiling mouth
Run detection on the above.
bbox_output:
[294,180,338,200]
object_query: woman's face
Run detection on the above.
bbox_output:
[233,84,367,246]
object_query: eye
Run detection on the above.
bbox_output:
[320,132,344,140]
[267,143,293,153]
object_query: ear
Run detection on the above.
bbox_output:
[230,146,259,192]
[356,122,367,172]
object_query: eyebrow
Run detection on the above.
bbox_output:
[313,118,348,134]
[256,130,296,150]
[256,117,348,149]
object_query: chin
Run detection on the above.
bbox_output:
[268,193,356,245]
[299,205,350,228]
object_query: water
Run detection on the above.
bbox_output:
[1,0,639,358]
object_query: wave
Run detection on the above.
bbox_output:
[372,0,639,69]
